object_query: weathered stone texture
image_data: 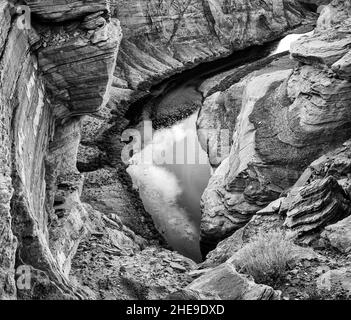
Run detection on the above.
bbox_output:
[1,0,348,301]
[37,19,122,119]
[26,0,110,22]
[0,1,122,299]
[284,177,351,237]
[182,263,281,300]
[110,0,312,96]
[199,0,351,253]
[0,9,37,299]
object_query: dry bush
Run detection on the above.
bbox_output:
[233,230,300,287]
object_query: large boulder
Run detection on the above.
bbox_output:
[110,0,313,95]
[200,68,299,253]
[180,263,281,300]
[26,0,110,22]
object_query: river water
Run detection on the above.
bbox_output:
[125,32,312,262]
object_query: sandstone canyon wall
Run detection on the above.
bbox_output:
[199,0,351,254]
[0,0,318,300]
[111,0,313,101]
[0,0,121,299]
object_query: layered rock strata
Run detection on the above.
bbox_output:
[284,177,351,237]
[0,0,329,301]
[279,139,351,244]
[26,0,109,22]
[173,263,281,300]
[200,0,351,254]
[0,0,121,299]
[110,0,313,100]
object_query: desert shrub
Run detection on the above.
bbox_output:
[233,230,300,287]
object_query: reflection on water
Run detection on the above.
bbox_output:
[271,31,313,55]
[127,112,210,262]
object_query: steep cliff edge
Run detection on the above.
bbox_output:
[0,0,121,299]
[199,0,351,254]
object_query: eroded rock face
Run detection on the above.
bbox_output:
[110,0,312,97]
[1,3,51,299]
[200,68,301,253]
[275,139,351,249]
[197,53,296,167]
[284,177,351,237]
[0,1,121,299]
[200,0,351,254]
[197,87,240,168]
[263,139,351,245]
[26,0,109,22]
[0,2,20,299]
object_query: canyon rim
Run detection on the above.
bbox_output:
[0,0,351,302]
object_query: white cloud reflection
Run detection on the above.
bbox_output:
[271,31,314,55]
[127,112,208,262]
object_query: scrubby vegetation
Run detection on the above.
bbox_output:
[233,230,300,287]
